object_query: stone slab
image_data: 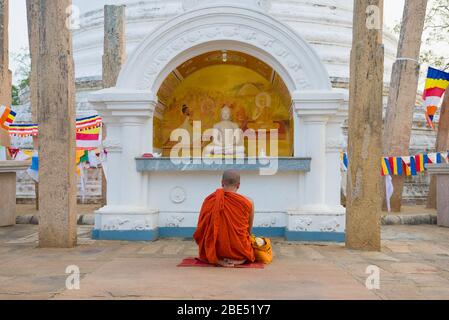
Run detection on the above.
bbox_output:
[0,160,28,227]
[136,157,311,172]
[428,164,449,227]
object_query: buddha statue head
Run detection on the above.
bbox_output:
[221,105,232,121]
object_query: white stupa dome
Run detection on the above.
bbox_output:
[72,0,398,84]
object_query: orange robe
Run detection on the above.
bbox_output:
[194,189,255,264]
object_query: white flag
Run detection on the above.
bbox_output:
[385,175,394,212]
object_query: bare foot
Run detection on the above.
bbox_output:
[217,259,235,268]
[224,258,246,266]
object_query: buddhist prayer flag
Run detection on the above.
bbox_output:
[381,157,392,176]
[427,153,437,165]
[26,152,39,182]
[8,115,103,140]
[441,152,449,163]
[7,147,20,160]
[9,124,39,137]
[0,106,15,130]
[344,151,449,177]
[76,127,101,150]
[340,152,348,171]
[385,175,394,212]
[394,157,403,176]
[76,115,103,132]
[76,150,89,165]
[415,154,425,172]
[423,67,449,129]
[402,156,412,176]
[436,153,442,164]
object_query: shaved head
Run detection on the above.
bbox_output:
[222,170,241,188]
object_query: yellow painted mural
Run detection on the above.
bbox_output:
[155,64,293,156]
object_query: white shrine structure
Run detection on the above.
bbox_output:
[89,0,353,241]
[17,0,435,241]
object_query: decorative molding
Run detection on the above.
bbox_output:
[255,217,277,228]
[138,23,305,91]
[102,138,122,152]
[182,0,272,12]
[326,138,344,152]
[116,6,332,92]
[293,217,313,232]
[102,217,155,231]
[320,218,341,233]
[164,215,185,227]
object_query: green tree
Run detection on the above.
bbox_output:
[393,0,449,70]
[422,0,449,70]
[11,49,31,105]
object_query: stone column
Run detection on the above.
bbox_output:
[346,0,384,251]
[89,92,158,241]
[383,0,428,212]
[102,5,127,206]
[287,91,346,241]
[103,5,126,88]
[37,0,77,248]
[101,118,122,206]
[119,117,146,206]
[0,0,12,147]
[301,117,327,207]
[293,91,345,212]
[326,115,346,207]
[26,0,40,210]
[26,0,39,121]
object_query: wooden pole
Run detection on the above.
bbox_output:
[101,5,126,207]
[37,0,77,248]
[346,0,384,251]
[427,87,449,209]
[0,0,12,148]
[26,0,40,210]
[382,0,428,212]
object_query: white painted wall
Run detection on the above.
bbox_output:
[72,0,398,82]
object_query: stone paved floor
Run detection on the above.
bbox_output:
[0,224,449,300]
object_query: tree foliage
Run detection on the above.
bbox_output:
[11,49,31,105]
[422,0,449,70]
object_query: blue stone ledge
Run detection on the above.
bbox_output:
[159,227,196,238]
[285,230,345,242]
[136,157,312,172]
[92,229,159,241]
[92,228,345,243]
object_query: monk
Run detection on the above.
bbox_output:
[193,170,255,267]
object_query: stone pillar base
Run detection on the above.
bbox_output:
[286,206,346,242]
[0,171,16,227]
[92,206,160,241]
[0,161,31,227]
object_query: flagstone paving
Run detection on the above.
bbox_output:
[0,224,449,299]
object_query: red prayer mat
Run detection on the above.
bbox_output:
[178,257,265,269]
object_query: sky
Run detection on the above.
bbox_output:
[8,0,407,84]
